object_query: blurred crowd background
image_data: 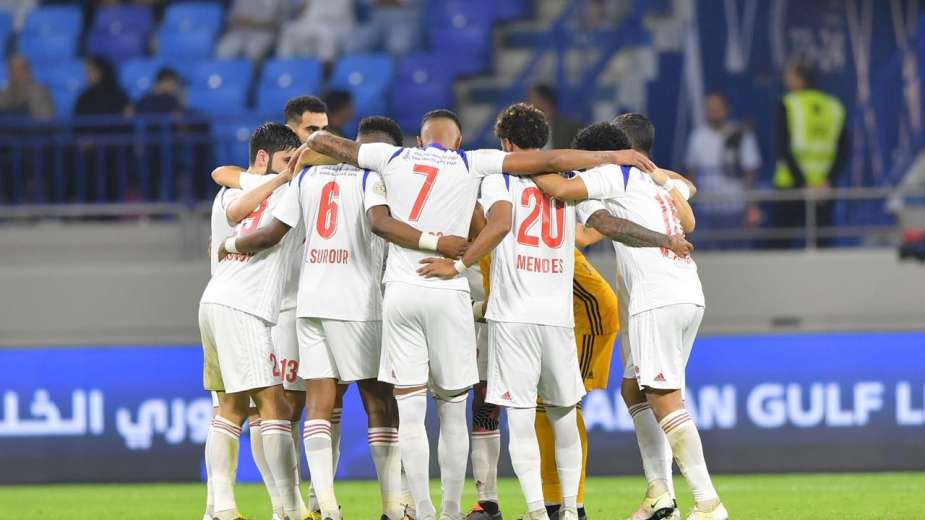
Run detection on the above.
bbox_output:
[0,0,924,254]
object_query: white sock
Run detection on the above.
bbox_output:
[303,419,339,517]
[547,406,581,510]
[261,419,302,518]
[660,409,718,504]
[400,467,414,510]
[396,390,436,518]
[369,427,403,519]
[332,407,343,475]
[205,415,215,517]
[249,417,285,515]
[507,407,545,513]
[435,396,469,516]
[628,402,676,498]
[290,419,310,516]
[207,416,242,514]
[471,428,501,503]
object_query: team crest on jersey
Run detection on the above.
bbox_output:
[374,181,387,196]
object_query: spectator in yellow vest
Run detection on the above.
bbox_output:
[771,61,848,248]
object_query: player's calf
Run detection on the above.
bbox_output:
[359,378,403,520]
[467,381,503,520]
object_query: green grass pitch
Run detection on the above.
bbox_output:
[1,473,921,519]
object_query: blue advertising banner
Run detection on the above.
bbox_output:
[1,332,923,483]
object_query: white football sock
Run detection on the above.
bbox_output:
[400,467,414,511]
[369,427,403,519]
[205,417,215,518]
[435,396,469,516]
[303,419,339,518]
[471,428,501,503]
[248,417,284,515]
[261,420,302,519]
[331,407,343,475]
[290,419,310,516]
[660,409,718,503]
[507,407,545,514]
[396,390,436,519]
[207,416,241,515]
[628,402,676,498]
[546,405,581,510]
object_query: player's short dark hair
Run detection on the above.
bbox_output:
[358,116,403,146]
[530,83,557,107]
[155,67,179,83]
[284,95,327,123]
[572,122,631,151]
[322,89,353,114]
[249,122,301,165]
[421,109,462,132]
[494,103,549,150]
[612,113,654,154]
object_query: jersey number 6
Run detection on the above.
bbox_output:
[517,187,565,248]
[316,181,340,239]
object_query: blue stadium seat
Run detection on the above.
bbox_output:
[88,5,154,64]
[19,34,79,64]
[425,0,497,28]
[256,58,323,116]
[18,5,83,64]
[120,58,164,100]
[496,0,527,21]
[212,114,262,167]
[391,53,456,131]
[429,26,491,76]
[190,59,252,92]
[0,12,12,60]
[32,60,87,116]
[187,85,247,116]
[329,54,394,116]
[156,2,224,60]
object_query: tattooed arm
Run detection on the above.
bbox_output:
[586,209,693,256]
[305,131,361,167]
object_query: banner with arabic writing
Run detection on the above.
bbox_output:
[1,332,924,483]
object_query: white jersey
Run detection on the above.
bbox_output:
[209,188,237,275]
[481,174,603,327]
[273,163,388,321]
[200,179,303,324]
[579,165,705,315]
[357,142,507,291]
[241,172,299,311]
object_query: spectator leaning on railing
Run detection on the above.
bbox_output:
[0,54,54,119]
[771,60,849,248]
[684,92,762,247]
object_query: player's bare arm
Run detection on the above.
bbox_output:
[211,165,245,188]
[366,205,468,259]
[304,131,361,167]
[586,209,693,257]
[225,173,291,225]
[418,201,513,280]
[575,223,606,248]
[217,218,292,262]
[645,168,697,233]
[502,148,656,176]
[532,173,589,201]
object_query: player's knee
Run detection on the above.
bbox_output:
[431,385,469,403]
[621,377,646,406]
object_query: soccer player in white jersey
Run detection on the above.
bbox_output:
[306,109,656,520]
[531,122,727,520]
[211,96,333,520]
[218,117,467,520]
[198,123,305,520]
[419,104,691,520]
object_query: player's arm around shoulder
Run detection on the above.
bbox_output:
[647,168,697,233]
[533,173,590,201]
[305,131,362,167]
[585,209,693,257]
[500,148,656,177]
[418,199,513,280]
[211,165,245,188]
[225,172,290,225]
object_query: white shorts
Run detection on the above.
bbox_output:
[297,317,382,383]
[476,322,489,381]
[199,303,282,394]
[627,304,704,391]
[379,282,478,391]
[485,321,586,409]
[272,307,304,391]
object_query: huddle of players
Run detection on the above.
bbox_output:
[198,94,727,520]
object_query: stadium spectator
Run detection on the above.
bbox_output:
[0,55,54,119]
[344,0,421,56]
[276,0,355,66]
[321,89,355,137]
[75,55,131,117]
[0,0,36,32]
[684,92,762,247]
[771,60,848,248]
[134,68,183,115]
[527,84,583,149]
[215,0,289,62]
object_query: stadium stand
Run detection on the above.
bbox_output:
[17,5,82,65]
[256,58,324,117]
[155,2,224,61]
[87,4,154,65]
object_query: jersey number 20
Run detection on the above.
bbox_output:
[517,187,565,248]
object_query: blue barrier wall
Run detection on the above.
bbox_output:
[1,332,923,483]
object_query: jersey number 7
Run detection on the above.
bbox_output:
[409,164,439,221]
